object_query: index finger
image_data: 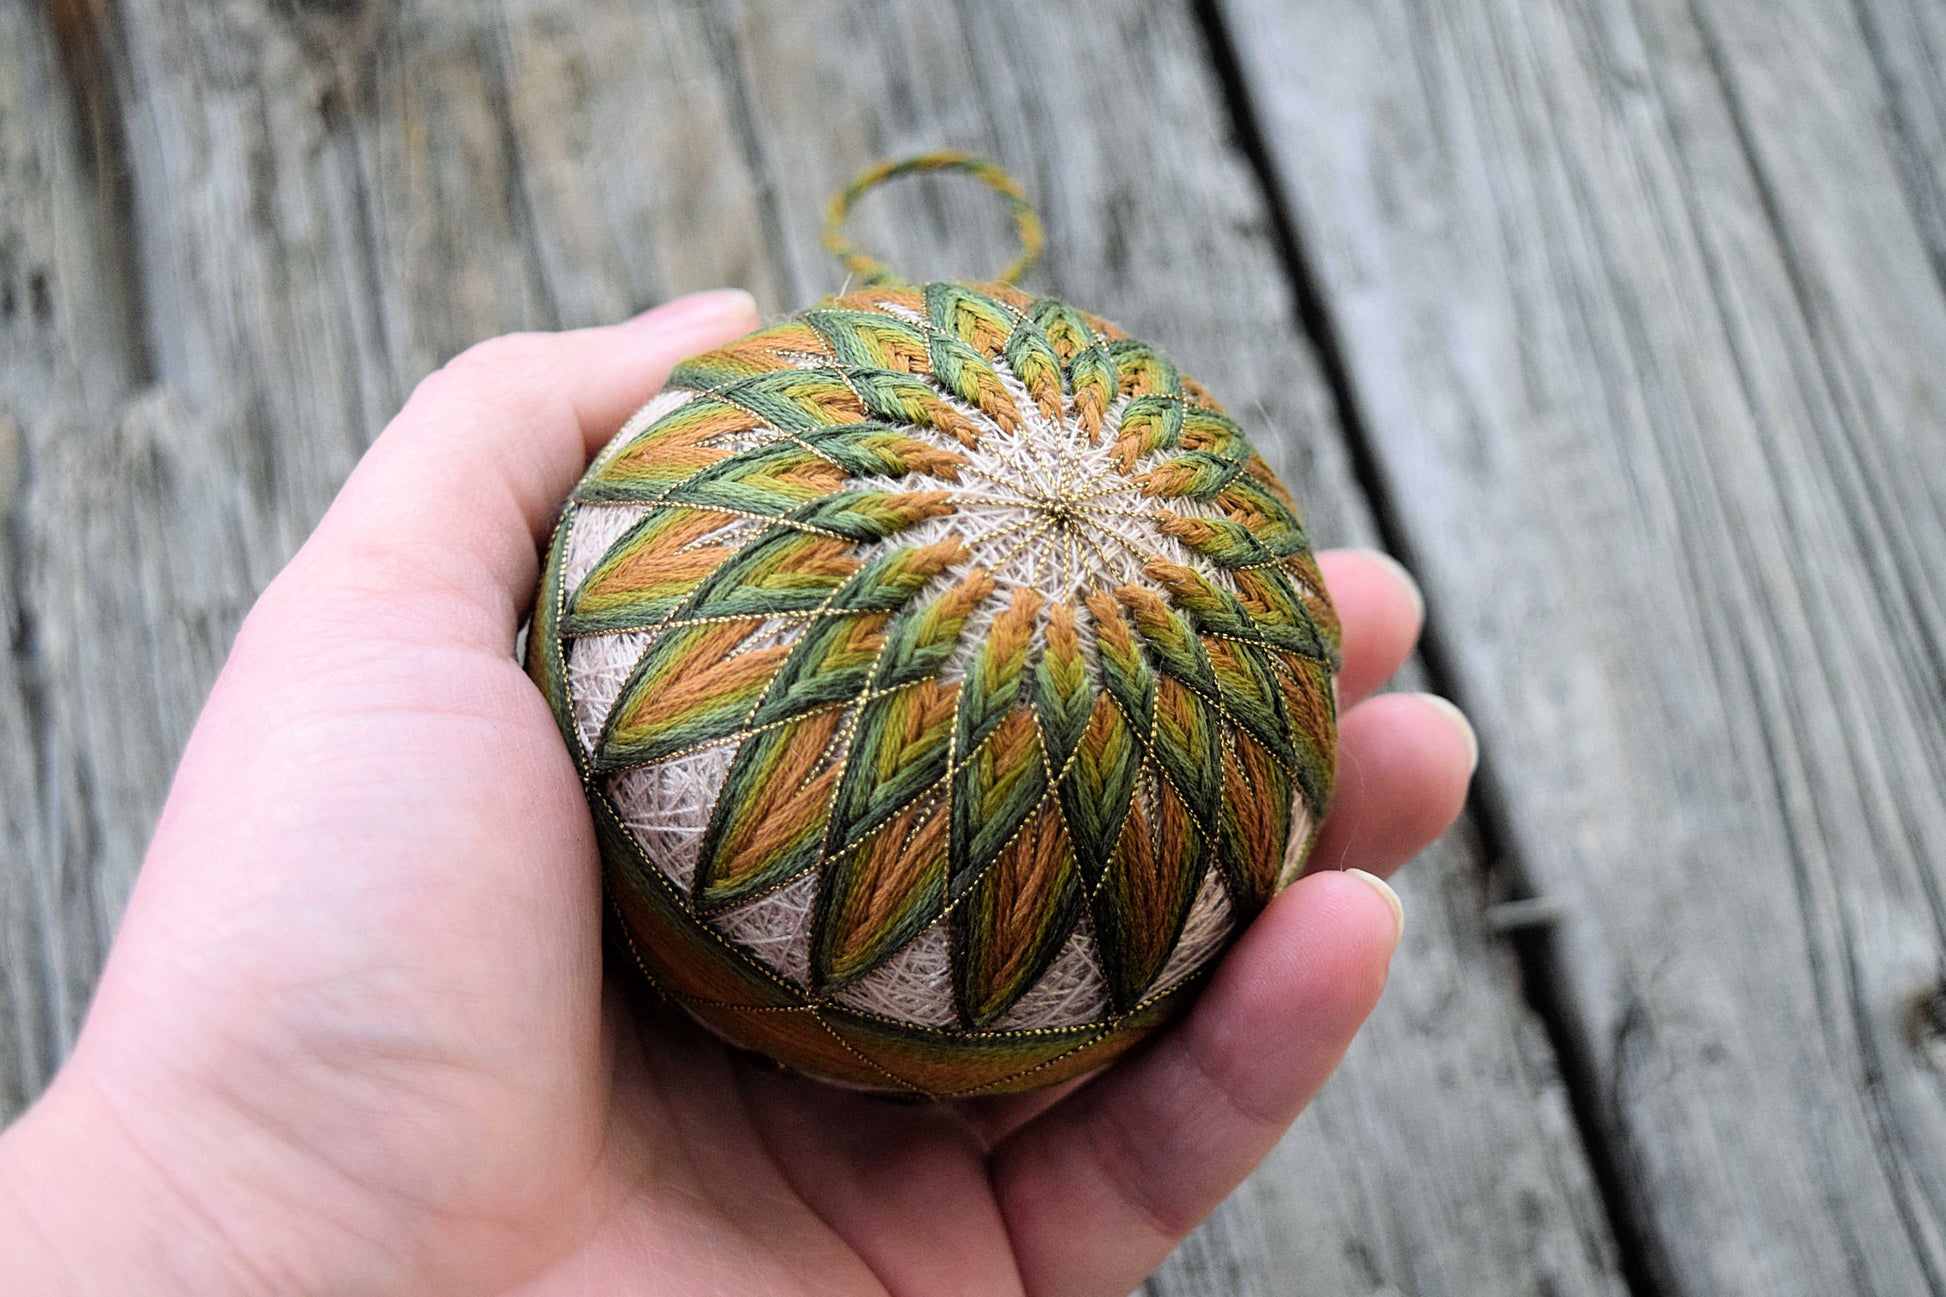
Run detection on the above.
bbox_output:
[1317,548,1424,706]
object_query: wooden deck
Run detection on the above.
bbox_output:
[4,1,1944,1292]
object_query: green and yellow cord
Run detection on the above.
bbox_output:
[822,151,1045,287]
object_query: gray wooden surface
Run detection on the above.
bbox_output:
[1,0,1939,1292]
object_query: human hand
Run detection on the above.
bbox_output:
[0,291,1475,1296]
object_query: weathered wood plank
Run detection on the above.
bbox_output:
[0,0,150,1112]
[708,12,1623,1285]
[1218,0,1946,1290]
[4,0,1623,1289]
[1152,813,1625,1297]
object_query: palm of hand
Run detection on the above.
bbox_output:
[120,619,1023,1294]
[6,301,1470,1297]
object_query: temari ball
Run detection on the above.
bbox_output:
[525,159,1340,1098]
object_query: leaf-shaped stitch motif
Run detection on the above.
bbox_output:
[1154,512,1283,569]
[790,490,956,543]
[1197,633,1297,768]
[814,793,951,989]
[1030,298,1116,438]
[1056,691,1138,889]
[1215,471,1309,554]
[1030,298,1095,361]
[1144,558,1295,658]
[927,331,1020,433]
[1271,651,1337,818]
[953,799,1082,1027]
[565,507,742,635]
[659,442,849,516]
[1180,407,1247,459]
[676,530,862,622]
[825,677,960,862]
[1226,564,1329,663]
[694,706,850,909]
[1217,728,1294,915]
[1092,769,1207,1009]
[1137,450,1245,501]
[747,541,965,729]
[952,590,1042,755]
[1002,315,1065,423]
[1282,548,1344,667]
[871,570,996,693]
[1032,603,1093,773]
[798,424,965,480]
[1149,674,1224,823]
[577,397,765,501]
[803,308,931,373]
[668,319,832,388]
[717,369,869,432]
[949,705,1048,900]
[1085,592,1157,737]
[1112,394,1185,469]
[1115,585,1222,698]
[596,619,786,768]
[1066,342,1116,440]
[848,370,987,445]
[1108,338,1182,399]
[926,282,1016,357]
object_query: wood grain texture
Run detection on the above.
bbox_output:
[0,0,149,1115]
[1219,0,1946,1291]
[3,0,1635,1290]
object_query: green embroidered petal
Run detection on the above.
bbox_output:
[803,308,930,372]
[1001,317,1065,421]
[1150,674,1225,821]
[814,793,951,989]
[595,619,784,768]
[693,708,846,910]
[1139,450,1245,501]
[825,678,959,859]
[1085,592,1158,738]
[1113,393,1185,464]
[1031,605,1094,774]
[870,571,995,694]
[1115,586,1222,698]
[952,800,1084,1028]
[1215,473,1312,555]
[1227,564,1330,663]
[717,368,868,432]
[747,542,962,729]
[564,507,739,636]
[950,706,1049,899]
[659,442,849,516]
[576,396,759,502]
[1154,512,1284,569]
[797,423,964,480]
[1107,337,1182,399]
[926,282,1016,353]
[1217,729,1295,916]
[1056,691,1140,888]
[675,528,864,622]
[1092,768,1209,1010]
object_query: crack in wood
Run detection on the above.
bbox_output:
[1192,2,1662,1293]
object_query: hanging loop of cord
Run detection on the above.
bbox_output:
[822,151,1044,286]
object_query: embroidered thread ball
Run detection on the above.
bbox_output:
[527,155,1340,1097]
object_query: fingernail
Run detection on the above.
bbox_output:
[1369,551,1425,625]
[1416,692,1479,774]
[1347,868,1405,945]
[625,289,760,332]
